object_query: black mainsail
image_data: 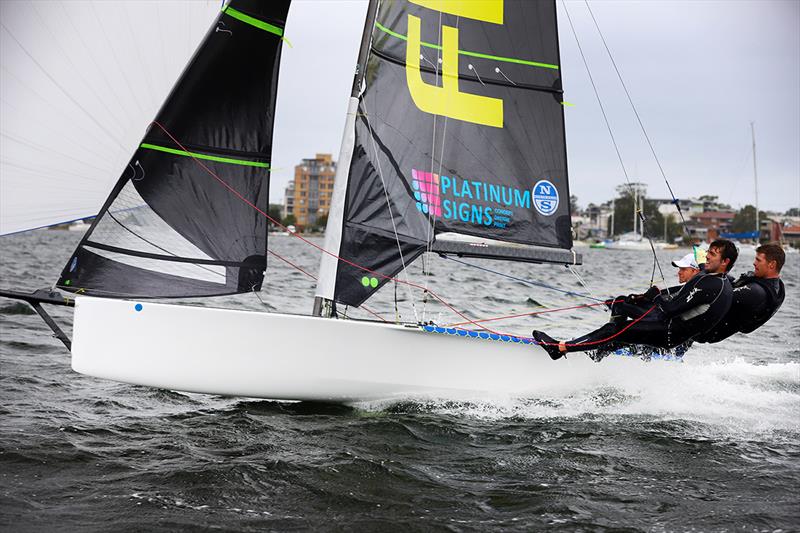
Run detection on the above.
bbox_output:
[317,0,576,309]
[55,0,290,298]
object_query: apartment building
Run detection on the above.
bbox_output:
[293,153,336,228]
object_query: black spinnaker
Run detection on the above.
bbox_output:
[320,0,574,308]
[56,0,290,299]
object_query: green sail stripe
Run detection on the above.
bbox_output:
[222,6,283,37]
[140,143,270,169]
[374,21,559,71]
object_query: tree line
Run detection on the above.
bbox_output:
[572,185,798,242]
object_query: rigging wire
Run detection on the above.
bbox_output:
[150,121,528,338]
[566,264,604,310]
[540,304,657,348]
[443,255,604,302]
[360,101,421,323]
[266,248,387,323]
[267,248,317,281]
[583,0,691,239]
[560,0,666,286]
[421,11,446,323]
[142,121,657,347]
[444,298,622,328]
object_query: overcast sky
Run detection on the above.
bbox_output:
[272,0,800,213]
[1,0,798,234]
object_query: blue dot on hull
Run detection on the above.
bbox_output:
[134,303,143,312]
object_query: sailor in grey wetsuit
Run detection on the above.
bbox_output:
[696,243,786,344]
[533,239,738,360]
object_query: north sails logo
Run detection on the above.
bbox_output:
[533,179,559,216]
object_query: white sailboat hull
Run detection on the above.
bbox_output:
[71,296,657,402]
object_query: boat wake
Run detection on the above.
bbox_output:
[357,359,800,437]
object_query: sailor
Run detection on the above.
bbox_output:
[672,252,701,283]
[602,250,702,325]
[532,239,737,360]
[695,243,786,343]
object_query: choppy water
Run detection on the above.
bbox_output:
[1,229,799,531]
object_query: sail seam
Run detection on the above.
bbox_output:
[140,143,270,168]
[370,47,562,94]
[82,241,251,267]
[374,21,559,70]
[222,6,283,37]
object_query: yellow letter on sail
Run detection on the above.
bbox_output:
[405,15,503,128]
[408,0,503,24]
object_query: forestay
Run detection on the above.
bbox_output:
[317,0,577,309]
[55,1,291,299]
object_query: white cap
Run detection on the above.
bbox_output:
[671,253,699,269]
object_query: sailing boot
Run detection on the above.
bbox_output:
[531,330,565,360]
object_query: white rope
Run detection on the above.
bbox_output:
[567,265,605,313]
[360,100,420,323]
[560,0,666,283]
[420,12,444,322]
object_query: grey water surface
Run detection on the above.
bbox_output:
[1,229,798,532]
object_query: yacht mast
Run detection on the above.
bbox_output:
[610,198,615,238]
[751,122,760,242]
[313,0,380,317]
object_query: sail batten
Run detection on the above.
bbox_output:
[139,143,271,168]
[373,21,560,71]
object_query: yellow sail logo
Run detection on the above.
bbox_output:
[405,1,504,128]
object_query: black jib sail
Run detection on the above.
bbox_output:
[318,0,576,308]
[56,1,290,298]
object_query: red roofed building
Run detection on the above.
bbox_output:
[689,211,736,241]
[780,224,800,247]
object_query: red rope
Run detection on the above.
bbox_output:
[538,304,658,348]
[268,249,387,322]
[267,249,317,280]
[152,121,498,333]
[445,299,620,328]
[150,121,652,346]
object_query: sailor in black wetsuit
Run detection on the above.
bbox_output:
[532,239,738,360]
[696,243,786,343]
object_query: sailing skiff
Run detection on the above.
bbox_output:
[2,0,679,402]
[71,297,664,402]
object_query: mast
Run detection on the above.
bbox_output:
[751,121,760,242]
[313,0,380,317]
[610,198,615,238]
[640,194,645,238]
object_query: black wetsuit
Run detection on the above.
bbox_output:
[695,274,785,343]
[560,272,733,353]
